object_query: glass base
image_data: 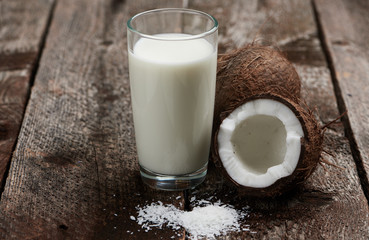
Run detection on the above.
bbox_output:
[140,164,207,191]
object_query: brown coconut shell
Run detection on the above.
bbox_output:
[215,45,301,129]
[212,93,323,198]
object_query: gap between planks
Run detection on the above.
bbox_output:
[0,0,58,201]
[311,0,369,206]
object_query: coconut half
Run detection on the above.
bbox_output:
[217,98,304,188]
[212,94,323,197]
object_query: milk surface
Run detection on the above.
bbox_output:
[129,34,217,175]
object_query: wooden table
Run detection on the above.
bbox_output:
[1,0,369,239]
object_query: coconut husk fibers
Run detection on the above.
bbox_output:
[212,45,323,198]
[214,45,301,129]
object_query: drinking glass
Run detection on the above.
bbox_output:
[127,8,218,190]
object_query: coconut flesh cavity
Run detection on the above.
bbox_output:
[218,98,304,188]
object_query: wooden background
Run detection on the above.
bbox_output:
[0,0,369,239]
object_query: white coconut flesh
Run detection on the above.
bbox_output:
[217,99,304,188]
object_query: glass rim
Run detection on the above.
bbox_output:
[127,8,218,41]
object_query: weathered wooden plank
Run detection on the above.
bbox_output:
[0,0,56,70]
[314,0,369,199]
[188,0,369,238]
[0,71,28,185]
[0,0,186,239]
[0,0,55,188]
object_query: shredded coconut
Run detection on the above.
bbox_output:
[133,199,249,239]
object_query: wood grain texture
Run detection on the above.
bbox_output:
[0,71,28,185]
[0,0,186,239]
[314,0,369,199]
[0,0,54,70]
[2,0,369,239]
[0,0,55,188]
[187,0,369,239]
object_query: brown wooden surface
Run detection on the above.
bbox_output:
[0,0,55,187]
[1,0,369,239]
[314,0,369,199]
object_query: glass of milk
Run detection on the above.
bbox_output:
[127,8,218,191]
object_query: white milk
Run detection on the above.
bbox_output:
[129,34,217,175]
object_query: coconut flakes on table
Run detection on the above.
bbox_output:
[133,200,249,239]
